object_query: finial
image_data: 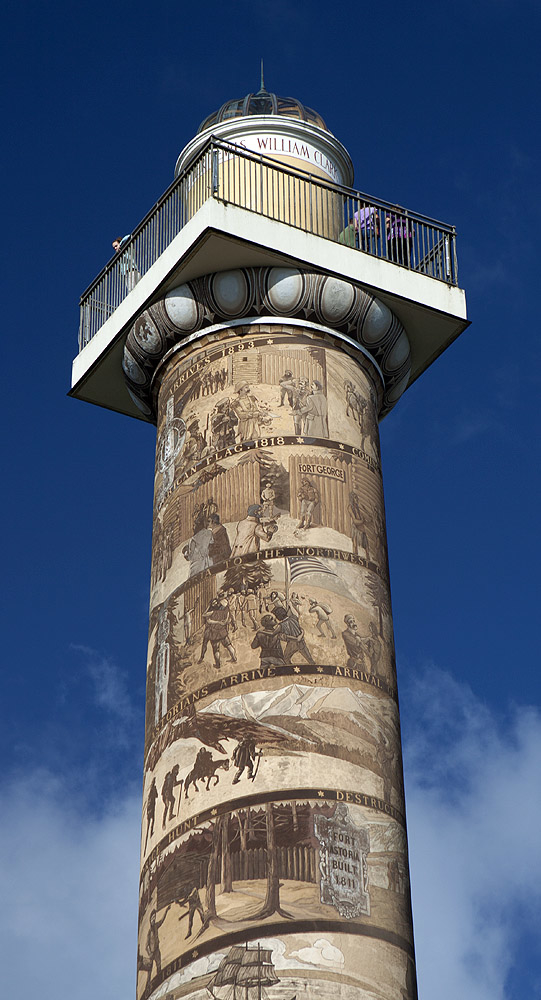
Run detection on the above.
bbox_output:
[259,58,266,93]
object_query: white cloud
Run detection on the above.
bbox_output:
[71,644,137,726]
[290,938,345,968]
[404,667,541,999]
[0,771,141,1000]
[3,669,540,1000]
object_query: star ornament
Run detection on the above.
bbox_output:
[192,950,199,959]
[317,666,324,673]
[211,808,218,816]
[293,666,301,673]
[338,443,345,450]
[318,790,325,797]
[267,339,274,344]
[296,437,305,444]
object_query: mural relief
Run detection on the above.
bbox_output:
[150,446,387,603]
[152,335,381,510]
[137,798,413,1000]
[140,676,404,860]
[140,932,417,1000]
[144,554,396,751]
[139,326,414,1000]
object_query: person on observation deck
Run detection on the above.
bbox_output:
[354,205,380,253]
[112,234,140,290]
[386,212,415,266]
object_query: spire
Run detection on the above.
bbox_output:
[259,58,267,94]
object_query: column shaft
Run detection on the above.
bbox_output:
[137,324,417,1000]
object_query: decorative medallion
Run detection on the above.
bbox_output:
[123,267,411,420]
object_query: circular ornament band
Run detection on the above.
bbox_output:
[123,267,411,420]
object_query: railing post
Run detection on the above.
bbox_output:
[103,271,109,328]
[78,303,84,351]
[444,236,451,282]
[211,146,218,196]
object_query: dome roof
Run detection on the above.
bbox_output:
[197,83,329,134]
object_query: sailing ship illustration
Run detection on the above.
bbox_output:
[207,943,295,1000]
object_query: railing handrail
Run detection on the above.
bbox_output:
[208,137,457,232]
[78,137,459,351]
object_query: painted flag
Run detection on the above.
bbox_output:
[287,556,338,583]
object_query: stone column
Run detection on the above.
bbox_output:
[126,268,417,1000]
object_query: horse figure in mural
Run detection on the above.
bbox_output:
[184,748,230,797]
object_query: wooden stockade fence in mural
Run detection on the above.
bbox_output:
[231,346,324,391]
[290,452,351,536]
[349,458,384,519]
[189,459,261,526]
[181,574,216,636]
[161,460,261,553]
[157,845,318,910]
[230,843,317,885]
[260,348,324,388]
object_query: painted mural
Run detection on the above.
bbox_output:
[137,797,414,1000]
[138,331,416,1000]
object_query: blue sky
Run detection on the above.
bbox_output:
[1,0,540,996]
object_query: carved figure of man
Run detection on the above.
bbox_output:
[273,606,314,664]
[378,732,397,801]
[210,399,238,451]
[278,370,296,406]
[198,597,237,668]
[260,481,276,518]
[291,377,310,434]
[183,420,206,466]
[140,906,171,986]
[232,736,257,783]
[231,504,276,557]
[348,491,370,559]
[251,614,286,667]
[267,590,287,614]
[231,383,264,441]
[184,524,213,577]
[341,614,368,669]
[144,778,159,851]
[241,587,258,629]
[208,513,231,565]
[308,598,337,638]
[289,591,303,616]
[298,380,329,437]
[161,764,182,826]
[177,886,206,938]
[297,477,319,529]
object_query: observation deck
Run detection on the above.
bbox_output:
[71,138,468,421]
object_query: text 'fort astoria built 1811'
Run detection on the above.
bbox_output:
[71,79,468,1000]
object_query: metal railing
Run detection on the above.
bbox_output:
[78,138,459,351]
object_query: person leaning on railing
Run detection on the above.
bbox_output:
[355,206,379,254]
[112,234,141,291]
[338,205,379,253]
[339,218,356,247]
[386,212,415,267]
